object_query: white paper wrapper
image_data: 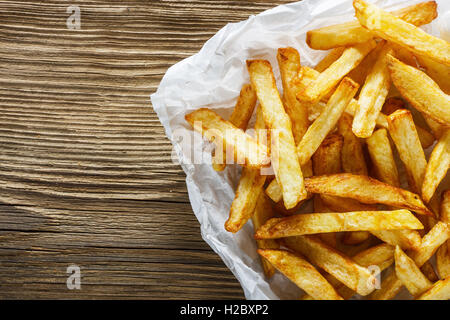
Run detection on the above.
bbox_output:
[151,0,450,300]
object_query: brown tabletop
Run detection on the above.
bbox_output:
[0,0,292,299]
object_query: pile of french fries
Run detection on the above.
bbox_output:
[185,0,450,300]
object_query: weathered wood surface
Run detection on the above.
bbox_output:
[0,0,293,299]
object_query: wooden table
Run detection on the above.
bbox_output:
[0,0,292,299]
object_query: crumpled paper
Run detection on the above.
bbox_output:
[151,0,450,300]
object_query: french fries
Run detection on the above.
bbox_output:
[284,236,376,296]
[369,222,450,300]
[185,108,269,168]
[277,48,310,144]
[304,173,433,216]
[247,60,307,209]
[370,229,421,251]
[422,130,450,203]
[437,191,450,279]
[225,106,269,233]
[387,109,427,194]
[258,249,343,300]
[366,128,400,188]
[415,54,450,94]
[252,193,279,278]
[395,246,433,297]
[387,55,450,126]
[297,41,375,105]
[338,113,368,175]
[255,210,422,239]
[225,167,266,233]
[306,1,437,50]
[354,0,450,66]
[352,42,393,138]
[265,178,282,203]
[314,47,345,72]
[185,0,450,301]
[212,84,257,171]
[381,97,435,149]
[297,77,359,166]
[416,277,450,300]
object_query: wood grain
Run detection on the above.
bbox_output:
[0,0,293,299]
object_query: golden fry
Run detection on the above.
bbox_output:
[388,109,427,194]
[387,55,450,126]
[415,53,450,94]
[338,113,368,175]
[247,60,306,209]
[252,193,278,278]
[297,77,359,166]
[304,173,433,216]
[277,48,310,144]
[265,178,282,203]
[258,249,343,300]
[352,42,393,138]
[255,210,422,239]
[417,276,450,300]
[314,47,345,72]
[395,246,433,297]
[370,229,421,251]
[422,130,450,203]
[284,235,376,296]
[366,128,400,188]
[354,0,450,66]
[297,41,375,105]
[306,1,437,50]
[185,108,269,168]
[212,84,257,171]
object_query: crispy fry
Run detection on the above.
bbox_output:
[410,222,450,267]
[302,243,395,300]
[297,78,359,166]
[277,48,310,144]
[370,229,421,251]
[387,55,450,126]
[354,0,449,66]
[252,193,278,278]
[255,210,422,239]
[312,134,343,175]
[304,173,433,216]
[314,47,346,72]
[258,249,343,300]
[247,60,306,209]
[212,84,257,171]
[422,130,450,203]
[185,108,269,168]
[395,246,433,297]
[388,109,427,194]
[283,235,376,296]
[416,276,450,300]
[437,191,450,279]
[369,222,449,300]
[353,42,393,138]
[320,194,376,212]
[226,168,266,233]
[347,44,380,88]
[297,41,375,105]
[381,97,435,149]
[421,261,439,282]
[436,242,450,279]
[415,54,450,94]
[313,195,337,247]
[366,128,400,188]
[338,113,368,175]
[265,178,282,203]
[306,1,437,50]
[225,106,269,233]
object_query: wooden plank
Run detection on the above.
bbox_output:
[0,0,293,299]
